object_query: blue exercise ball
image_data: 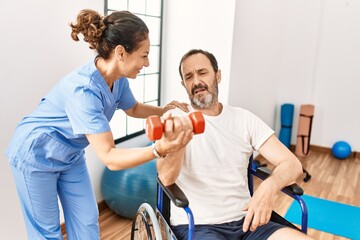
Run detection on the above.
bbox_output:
[101,159,157,219]
[331,141,352,160]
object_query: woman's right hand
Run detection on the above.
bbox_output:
[154,112,194,156]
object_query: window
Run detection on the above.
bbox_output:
[105,0,163,143]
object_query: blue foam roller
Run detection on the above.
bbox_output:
[279,103,294,149]
[281,104,294,127]
[279,128,292,149]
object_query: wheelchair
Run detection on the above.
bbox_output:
[130,155,308,240]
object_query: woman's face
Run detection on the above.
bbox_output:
[122,37,150,79]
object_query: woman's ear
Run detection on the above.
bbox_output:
[114,45,126,62]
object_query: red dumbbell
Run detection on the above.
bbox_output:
[145,111,205,141]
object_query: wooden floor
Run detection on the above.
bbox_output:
[63,149,360,240]
[260,149,360,240]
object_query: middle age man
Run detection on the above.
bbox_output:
[156,49,313,240]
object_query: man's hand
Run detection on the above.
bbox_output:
[155,112,194,156]
[242,179,278,232]
[242,134,303,232]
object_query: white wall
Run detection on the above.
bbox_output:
[0,1,103,239]
[228,0,360,151]
[311,0,360,150]
[161,0,236,106]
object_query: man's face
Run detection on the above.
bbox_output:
[180,53,221,109]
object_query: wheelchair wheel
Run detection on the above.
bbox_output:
[131,203,162,240]
[155,209,178,240]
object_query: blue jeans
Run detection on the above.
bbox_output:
[11,161,99,240]
[172,218,285,240]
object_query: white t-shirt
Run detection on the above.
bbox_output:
[169,105,274,226]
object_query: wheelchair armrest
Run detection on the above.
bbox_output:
[157,177,189,208]
[254,167,304,196]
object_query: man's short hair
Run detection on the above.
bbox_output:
[178,49,219,80]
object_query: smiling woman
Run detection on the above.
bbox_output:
[5,7,193,240]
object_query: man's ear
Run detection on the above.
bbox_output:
[180,80,185,87]
[216,70,222,84]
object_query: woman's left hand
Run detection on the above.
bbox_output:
[163,101,189,114]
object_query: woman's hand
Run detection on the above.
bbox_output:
[154,112,194,156]
[162,101,189,114]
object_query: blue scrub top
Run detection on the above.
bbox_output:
[6,60,136,172]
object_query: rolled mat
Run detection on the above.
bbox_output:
[295,104,315,157]
[279,104,294,149]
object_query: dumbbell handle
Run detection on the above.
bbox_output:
[145,112,205,141]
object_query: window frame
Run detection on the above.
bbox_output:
[104,0,163,144]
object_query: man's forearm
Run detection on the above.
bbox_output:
[156,148,185,186]
[265,157,303,192]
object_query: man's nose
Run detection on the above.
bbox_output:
[193,73,201,84]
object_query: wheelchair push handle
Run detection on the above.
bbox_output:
[146,111,205,141]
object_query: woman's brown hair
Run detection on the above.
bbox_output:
[70,9,149,59]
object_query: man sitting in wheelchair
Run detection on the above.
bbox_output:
[156,49,313,240]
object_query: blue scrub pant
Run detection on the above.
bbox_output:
[11,161,100,240]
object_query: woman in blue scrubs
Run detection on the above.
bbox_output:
[6,9,194,240]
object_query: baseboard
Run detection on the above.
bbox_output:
[290,144,331,154]
[98,200,109,213]
[291,144,358,158]
[61,200,109,236]
[257,144,358,161]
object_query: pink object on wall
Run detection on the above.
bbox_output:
[295,104,315,157]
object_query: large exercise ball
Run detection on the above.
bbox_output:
[331,141,352,160]
[101,159,157,219]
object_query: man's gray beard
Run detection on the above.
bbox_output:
[191,94,214,109]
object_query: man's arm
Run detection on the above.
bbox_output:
[242,134,303,232]
[156,148,186,186]
[156,108,191,186]
[257,134,303,191]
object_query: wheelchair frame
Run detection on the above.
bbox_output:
[130,155,308,240]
